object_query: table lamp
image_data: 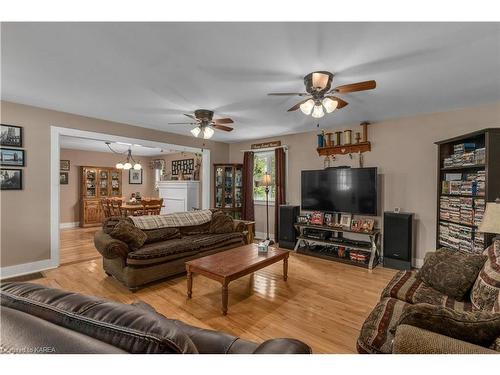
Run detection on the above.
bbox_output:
[478,198,500,241]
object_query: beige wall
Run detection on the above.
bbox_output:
[229,102,500,264]
[59,148,156,224]
[1,101,229,268]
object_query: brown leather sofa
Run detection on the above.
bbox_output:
[94,213,247,291]
[0,282,312,354]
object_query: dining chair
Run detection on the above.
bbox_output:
[100,198,112,218]
[109,198,123,216]
[141,198,163,215]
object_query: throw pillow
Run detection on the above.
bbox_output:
[417,247,487,300]
[210,211,234,234]
[143,227,181,244]
[102,216,133,234]
[397,303,500,348]
[470,241,500,312]
[109,220,147,250]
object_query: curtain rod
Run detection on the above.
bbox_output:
[239,145,288,153]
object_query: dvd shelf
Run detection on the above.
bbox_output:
[436,129,500,253]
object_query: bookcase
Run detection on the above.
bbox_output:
[435,128,500,252]
[213,163,243,219]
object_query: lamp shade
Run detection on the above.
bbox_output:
[190,127,201,137]
[311,104,324,118]
[300,99,315,115]
[322,97,338,113]
[312,72,329,90]
[478,200,500,234]
[116,162,124,169]
[203,127,214,139]
[262,173,272,187]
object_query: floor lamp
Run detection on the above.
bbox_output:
[260,172,274,245]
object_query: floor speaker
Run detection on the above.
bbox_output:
[279,205,300,249]
[383,212,414,270]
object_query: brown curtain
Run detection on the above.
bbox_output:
[241,151,255,221]
[274,147,286,242]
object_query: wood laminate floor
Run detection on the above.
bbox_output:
[59,227,101,265]
[40,226,398,353]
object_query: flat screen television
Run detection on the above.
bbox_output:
[301,167,378,215]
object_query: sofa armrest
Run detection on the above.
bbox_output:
[94,230,129,259]
[252,338,312,354]
[393,324,498,354]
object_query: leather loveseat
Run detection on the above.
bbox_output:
[0,282,312,354]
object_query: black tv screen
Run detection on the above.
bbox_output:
[301,167,378,215]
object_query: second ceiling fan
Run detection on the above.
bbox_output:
[168,109,234,139]
[268,71,376,118]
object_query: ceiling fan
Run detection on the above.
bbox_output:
[168,109,234,139]
[267,71,376,118]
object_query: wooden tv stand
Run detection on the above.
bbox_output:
[293,223,380,270]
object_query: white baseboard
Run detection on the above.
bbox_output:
[255,231,275,241]
[1,258,58,280]
[60,222,80,229]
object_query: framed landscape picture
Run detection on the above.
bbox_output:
[60,159,70,171]
[0,148,25,167]
[129,169,143,184]
[0,124,23,148]
[1,168,23,190]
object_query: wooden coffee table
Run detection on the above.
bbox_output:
[185,244,289,315]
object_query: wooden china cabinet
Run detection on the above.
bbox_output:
[80,166,122,227]
[213,164,243,219]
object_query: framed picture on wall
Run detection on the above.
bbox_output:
[0,124,23,147]
[60,172,69,185]
[129,169,143,184]
[1,168,23,190]
[0,148,25,167]
[60,160,70,171]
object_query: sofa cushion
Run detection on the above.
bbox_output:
[382,270,473,311]
[470,241,500,312]
[417,248,487,300]
[209,211,234,234]
[188,232,244,252]
[127,238,199,265]
[357,297,411,354]
[109,220,147,250]
[397,303,500,348]
[0,282,198,354]
[180,221,211,236]
[143,227,181,244]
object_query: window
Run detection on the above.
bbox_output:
[253,151,275,202]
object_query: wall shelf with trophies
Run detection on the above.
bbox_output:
[316,122,372,158]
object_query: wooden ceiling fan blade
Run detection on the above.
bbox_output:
[213,124,233,132]
[184,113,198,120]
[268,92,309,96]
[333,80,376,93]
[324,96,349,109]
[214,117,234,124]
[287,98,311,112]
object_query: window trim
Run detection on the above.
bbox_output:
[252,150,276,202]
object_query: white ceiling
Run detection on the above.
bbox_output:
[60,136,175,156]
[2,22,499,143]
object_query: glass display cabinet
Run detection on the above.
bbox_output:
[213,163,243,219]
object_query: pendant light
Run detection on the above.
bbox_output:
[106,142,142,170]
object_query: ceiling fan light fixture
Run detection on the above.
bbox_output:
[311,72,329,90]
[203,126,214,139]
[190,127,201,137]
[311,105,325,118]
[322,97,338,113]
[300,99,315,115]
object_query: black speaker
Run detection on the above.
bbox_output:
[383,212,414,270]
[279,205,300,249]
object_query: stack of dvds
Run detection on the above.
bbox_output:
[440,196,450,220]
[439,222,452,249]
[456,224,474,252]
[474,198,486,227]
[474,233,485,253]
[477,170,486,195]
[475,148,486,164]
[449,197,461,222]
[443,157,454,168]
[459,197,474,225]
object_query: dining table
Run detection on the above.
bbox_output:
[120,202,164,216]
